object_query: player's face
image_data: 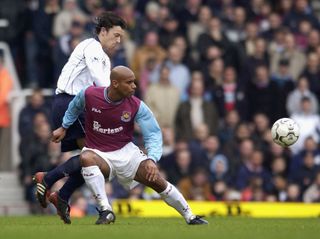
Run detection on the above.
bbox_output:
[101,26,124,52]
[118,76,137,97]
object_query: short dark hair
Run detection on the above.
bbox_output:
[95,11,127,34]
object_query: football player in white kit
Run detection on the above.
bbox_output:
[33,12,126,224]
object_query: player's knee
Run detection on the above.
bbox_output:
[80,150,96,167]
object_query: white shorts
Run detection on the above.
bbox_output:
[82,142,148,189]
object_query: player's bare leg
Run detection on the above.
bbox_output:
[134,159,208,225]
[80,150,115,224]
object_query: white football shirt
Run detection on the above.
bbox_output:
[56,38,111,95]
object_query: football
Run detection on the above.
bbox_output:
[271,118,300,147]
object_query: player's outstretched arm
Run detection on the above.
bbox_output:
[135,101,163,162]
[61,87,87,129]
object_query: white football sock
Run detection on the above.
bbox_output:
[81,165,112,211]
[159,182,194,223]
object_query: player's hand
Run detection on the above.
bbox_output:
[51,127,67,143]
[145,159,158,182]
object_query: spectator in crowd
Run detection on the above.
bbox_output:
[197,17,229,63]
[175,73,219,141]
[300,52,320,102]
[244,37,270,84]
[208,151,230,185]
[134,1,161,44]
[290,152,320,192]
[203,57,225,91]
[131,31,166,80]
[187,5,212,48]
[175,0,202,34]
[261,12,282,41]
[144,65,180,128]
[209,180,228,201]
[270,58,295,117]
[286,76,318,115]
[294,20,313,50]
[235,149,272,192]
[246,64,280,122]
[165,44,191,101]
[285,183,302,202]
[69,193,88,218]
[303,171,320,202]
[241,176,266,201]
[218,110,241,146]
[271,156,288,178]
[178,167,212,201]
[224,6,247,43]
[188,123,211,167]
[251,113,272,155]
[18,89,51,138]
[306,29,320,53]
[19,119,54,214]
[283,0,320,32]
[0,50,13,170]
[115,2,138,39]
[241,21,259,57]
[270,32,306,81]
[53,0,87,38]
[158,15,182,49]
[32,0,60,88]
[290,136,320,175]
[166,148,192,186]
[271,174,288,202]
[223,126,253,175]
[290,97,320,154]
[212,66,247,120]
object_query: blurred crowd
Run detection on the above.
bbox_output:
[1,0,320,215]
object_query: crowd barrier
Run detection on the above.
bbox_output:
[112,200,320,218]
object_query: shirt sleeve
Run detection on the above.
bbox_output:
[84,43,110,87]
[62,87,87,128]
[135,101,163,162]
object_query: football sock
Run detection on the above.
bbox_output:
[44,155,81,188]
[81,165,112,211]
[159,182,194,223]
[58,170,85,202]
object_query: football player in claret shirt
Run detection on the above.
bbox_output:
[52,66,208,225]
[33,12,126,224]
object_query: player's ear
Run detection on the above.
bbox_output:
[112,79,118,87]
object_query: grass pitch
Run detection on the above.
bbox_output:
[0,216,319,239]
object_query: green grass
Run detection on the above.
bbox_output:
[0,216,319,239]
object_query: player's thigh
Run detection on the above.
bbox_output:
[134,160,167,193]
[80,150,110,178]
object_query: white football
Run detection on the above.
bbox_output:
[271,118,300,147]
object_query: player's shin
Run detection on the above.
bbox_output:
[81,165,112,211]
[44,155,81,188]
[159,182,194,223]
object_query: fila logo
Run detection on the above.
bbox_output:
[92,107,101,113]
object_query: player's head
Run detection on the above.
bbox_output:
[110,66,136,98]
[95,12,127,53]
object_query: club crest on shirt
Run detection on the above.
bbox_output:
[121,111,131,122]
